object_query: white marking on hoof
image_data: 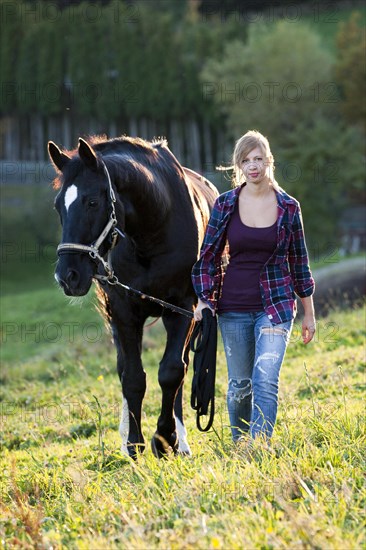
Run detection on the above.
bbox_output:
[64,184,78,212]
[176,417,192,455]
[119,396,130,457]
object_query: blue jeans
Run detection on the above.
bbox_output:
[218,311,293,441]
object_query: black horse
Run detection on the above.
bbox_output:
[48,135,218,459]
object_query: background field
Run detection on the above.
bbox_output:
[1,269,365,548]
[1,170,365,550]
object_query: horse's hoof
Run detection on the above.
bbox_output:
[177,448,192,457]
[151,432,177,459]
[177,440,192,456]
[121,442,145,460]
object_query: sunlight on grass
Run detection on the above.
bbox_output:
[1,297,365,548]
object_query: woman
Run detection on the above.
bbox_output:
[192,130,316,443]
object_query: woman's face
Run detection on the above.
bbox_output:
[240,146,269,185]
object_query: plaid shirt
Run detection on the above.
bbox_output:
[191,184,315,325]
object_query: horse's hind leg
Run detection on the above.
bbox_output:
[152,311,192,458]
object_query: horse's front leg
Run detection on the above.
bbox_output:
[173,319,195,455]
[152,311,193,458]
[174,382,192,456]
[113,320,146,460]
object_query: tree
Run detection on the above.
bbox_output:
[334,11,366,131]
[275,118,365,252]
[15,24,42,114]
[200,20,365,249]
[37,20,65,116]
[0,0,25,112]
[200,20,335,141]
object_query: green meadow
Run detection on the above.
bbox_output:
[1,269,365,548]
[1,1,366,546]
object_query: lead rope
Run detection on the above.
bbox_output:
[190,308,217,431]
[97,272,194,319]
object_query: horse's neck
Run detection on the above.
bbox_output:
[112,176,168,251]
[109,161,169,222]
[116,195,167,261]
[103,153,170,244]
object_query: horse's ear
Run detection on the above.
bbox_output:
[48,141,71,172]
[78,138,98,171]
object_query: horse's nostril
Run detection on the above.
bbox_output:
[66,268,80,287]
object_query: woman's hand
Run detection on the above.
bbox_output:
[302,314,316,344]
[300,296,316,344]
[194,298,214,322]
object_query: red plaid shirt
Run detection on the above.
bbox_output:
[191,184,315,325]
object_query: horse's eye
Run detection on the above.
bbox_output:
[88,199,98,208]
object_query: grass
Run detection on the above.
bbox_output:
[0,284,103,363]
[0,179,365,547]
[1,272,365,548]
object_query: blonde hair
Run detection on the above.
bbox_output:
[219,130,278,189]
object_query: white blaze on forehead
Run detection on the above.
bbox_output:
[64,184,78,212]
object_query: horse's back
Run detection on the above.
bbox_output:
[182,167,219,246]
[183,167,219,209]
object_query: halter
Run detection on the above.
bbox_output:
[57,161,124,280]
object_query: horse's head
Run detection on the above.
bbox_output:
[49,138,121,297]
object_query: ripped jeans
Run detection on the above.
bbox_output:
[218,311,293,441]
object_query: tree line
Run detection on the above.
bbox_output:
[0,0,365,249]
[1,0,247,168]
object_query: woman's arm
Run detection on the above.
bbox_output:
[192,196,228,315]
[288,205,316,344]
[288,205,315,298]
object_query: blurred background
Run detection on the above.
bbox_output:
[1,0,365,323]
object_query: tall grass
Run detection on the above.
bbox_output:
[1,288,365,549]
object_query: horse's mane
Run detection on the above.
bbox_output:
[52,135,178,199]
[52,135,187,226]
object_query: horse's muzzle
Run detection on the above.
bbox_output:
[55,266,93,296]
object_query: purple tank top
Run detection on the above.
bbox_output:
[218,202,278,313]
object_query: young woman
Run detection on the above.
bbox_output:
[192,130,316,443]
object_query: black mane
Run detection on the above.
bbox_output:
[53,135,186,221]
[53,135,172,188]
